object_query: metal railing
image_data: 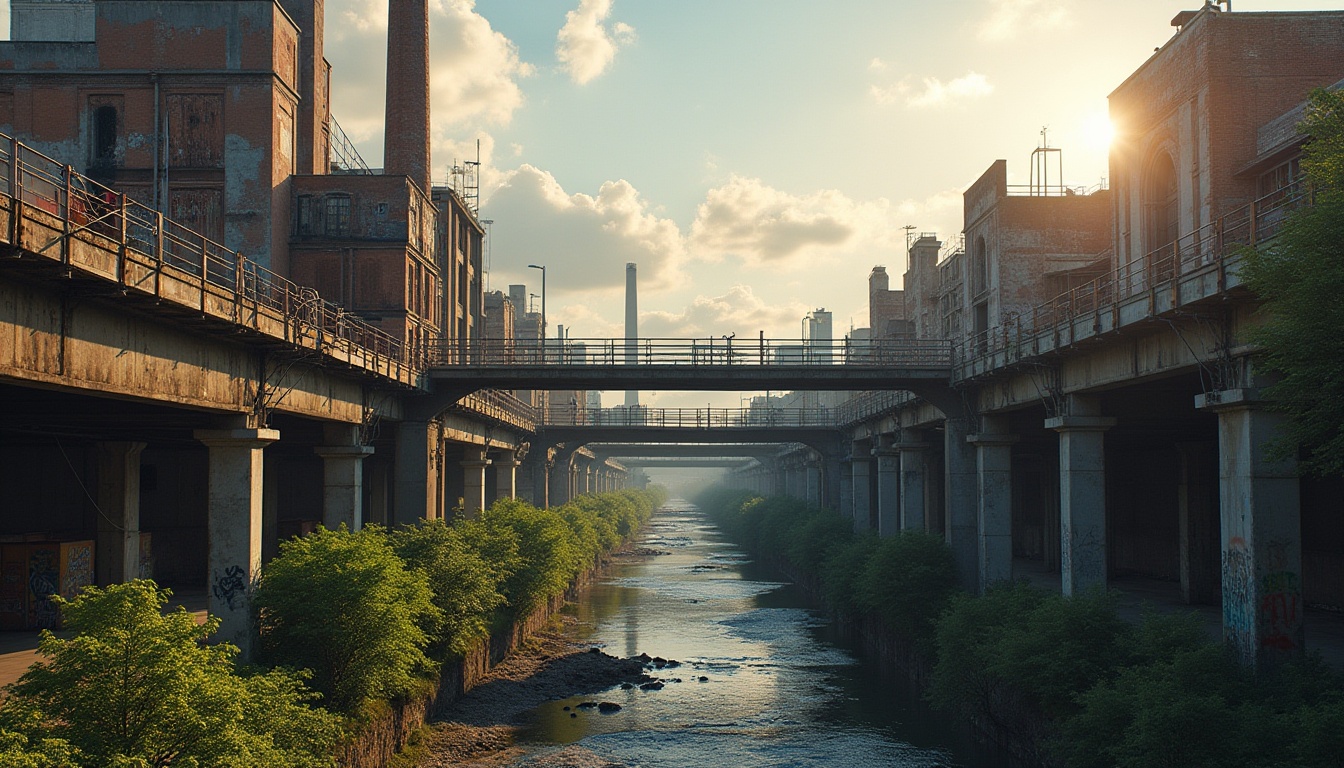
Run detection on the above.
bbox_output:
[431,336,952,368]
[541,405,841,429]
[452,389,538,431]
[953,181,1308,373]
[0,132,421,379]
[329,117,373,175]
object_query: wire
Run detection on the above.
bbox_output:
[56,438,124,532]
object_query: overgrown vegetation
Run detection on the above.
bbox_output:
[0,581,343,767]
[1241,87,1344,476]
[697,488,1344,767]
[0,488,665,766]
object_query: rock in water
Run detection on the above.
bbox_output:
[598,702,622,713]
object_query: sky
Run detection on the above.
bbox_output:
[320,0,1343,408]
[5,0,1338,408]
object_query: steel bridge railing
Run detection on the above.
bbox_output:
[452,389,539,431]
[541,405,840,429]
[431,336,952,368]
[952,181,1309,374]
[0,132,423,379]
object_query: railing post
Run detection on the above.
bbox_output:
[199,233,208,313]
[116,194,128,286]
[154,211,164,299]
[8,138,21,246]
[61,165,72,265]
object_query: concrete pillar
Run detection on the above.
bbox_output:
[315,425,374,532]
[805,460,822,508]
[898,436,930,532]
[195,426,279,657]
[366,459,390,527]
[394,420,439,524]
[461,446,491,516]
[1177,441,1219,605]
[1045,395,1115,596]
[494,449,520,501]
[944,416,979,592]
[851,442,873,533]
[822,452,845,512]
[837,458,854,522]
[875,436,900,536]
[96,441,147,585]
[970,416,1018,593]
[1197,389,1303,668]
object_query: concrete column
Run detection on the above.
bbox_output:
[837,458,854,522]
[822,452,845,512]
[394,420,440,524]
[875,436,900,536]
[460,446,491,516]
[851,443,873,533]
[805,460,822,508]
[898,436,931,532]
[1045,396,1115,596]
[1197,389,1303,668]
[96,441,147,585]
[494,449,520,501]
[970,416,1018,593]
[1177,441,1219,605]
[195,427,279,657]
[315,426,374,532]
[944,416,979,592]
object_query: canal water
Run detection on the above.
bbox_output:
[510,500,1005,767]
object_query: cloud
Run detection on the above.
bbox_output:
[977,0,1071,42]
[690,176,903,265]
[870,71,993,109]
[481,165,686,293]
[324,0,532,169]
[556,0,637,85]
[639,285,810,339]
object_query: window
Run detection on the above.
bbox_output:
[296,195,318,235]
[93,105,117,166]
[324,195,351,237]
[971,235,988,296]
[1143,150,1179,255]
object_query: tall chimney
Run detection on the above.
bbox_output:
[384,0,431,195]
[282,0,326,175]
[625,263,638,407]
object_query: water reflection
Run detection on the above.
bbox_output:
[514,501,996,767]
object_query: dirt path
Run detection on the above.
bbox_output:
[412,605,650,767]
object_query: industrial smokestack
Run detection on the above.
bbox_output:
[625,263,638,407]
[384,0,431,195]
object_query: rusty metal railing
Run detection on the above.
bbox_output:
[431,336,952,369]
[0,132,422,380]
[541,404,840,429]
[952,181,1308,375]
[452,389,538,431]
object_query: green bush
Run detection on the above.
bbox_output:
[389,520,508,658]
[254,526,439,714]
[854,531,957,647]
[481,499,583,614]
[0,580,341,767]
[819,533,880,615]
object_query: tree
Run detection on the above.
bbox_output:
[253,526,439,714]
[0,580,341,768]
[1241,87,1344,476]
[388,520,508,658]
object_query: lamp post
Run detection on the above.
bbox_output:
[527,264,546,362]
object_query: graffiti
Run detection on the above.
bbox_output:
[61,542,93,599]
[211,565,248,610]
[1221,539,1255,661]
[1259,569,1301,651]
[28,548,60,630]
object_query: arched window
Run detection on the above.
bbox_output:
[1143,150,1179,255]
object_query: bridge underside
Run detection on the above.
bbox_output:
[591,443,783,460]
[429,366,952,396]
[540,426,838,450]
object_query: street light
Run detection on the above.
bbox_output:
[527,264,546,362]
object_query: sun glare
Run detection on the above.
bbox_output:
[1081,112,1117,152]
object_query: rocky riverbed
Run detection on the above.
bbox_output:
[414,614,651,767]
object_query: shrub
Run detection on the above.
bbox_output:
[389,520,508,658]
[819,533,880,615]
[254,526,439,714]
[481,499,583,614]
[854,531,957,647]
[0,580,341,767]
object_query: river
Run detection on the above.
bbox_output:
[505,500,1007,767]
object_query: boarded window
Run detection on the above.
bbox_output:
[166,94,224,169]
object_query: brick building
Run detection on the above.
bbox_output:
[0,0,483,352]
